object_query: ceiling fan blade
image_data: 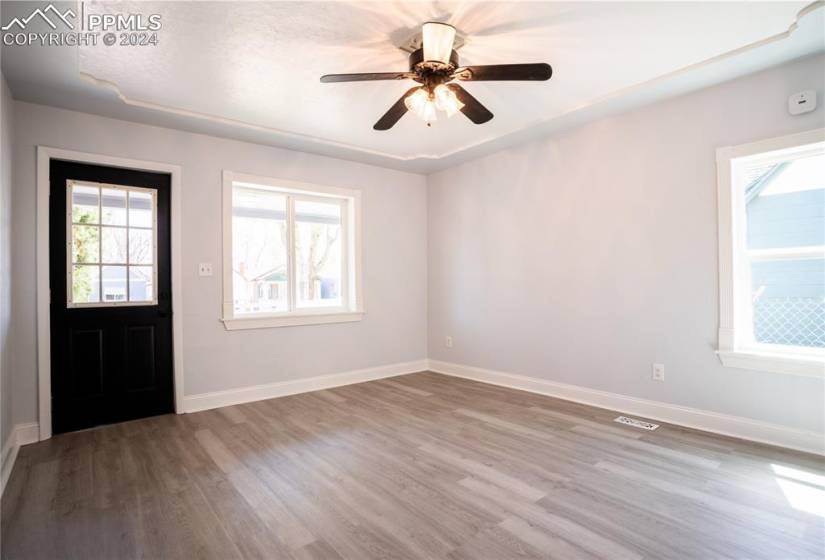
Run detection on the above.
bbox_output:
[321,72,416,83]
[453,63,552,81]
[374,87,421,130]
[447,84,493,124]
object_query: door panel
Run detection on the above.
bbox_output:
[68,328,104,397]
[124,325,157,391]
[50,160,174,434]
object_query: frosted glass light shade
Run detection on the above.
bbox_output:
[422,22,456,64]
[404,89,438,122]
[404,89,428,113]
[434,85,464,117]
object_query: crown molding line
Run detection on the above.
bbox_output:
[438,2,825,162]
[77,72,436,161]
[78,2,823,167]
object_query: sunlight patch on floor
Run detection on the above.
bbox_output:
[772,464,825,518]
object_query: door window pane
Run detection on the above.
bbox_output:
[294,199,342,308]
[101,227,127,264]
[72,225,99,264]
[101,188,127,225]
[744,152,825,349]
[129,191,153,228]
[129,266,154,302]
[232,187,288,314]
[71,184,99,223]
[129,228,153,264]
[72,265,100,303]
[102,266,128,303]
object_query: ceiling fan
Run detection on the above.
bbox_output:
[320,22,552,130]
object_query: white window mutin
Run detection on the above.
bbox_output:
[221,171,363,330]
[66,180,158,307]
[716,128,825,377]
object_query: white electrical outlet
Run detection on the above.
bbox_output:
[198,263,213,277]
[652,363,665,382]
[445,336,453,348]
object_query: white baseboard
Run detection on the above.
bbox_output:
[183,359,429,413]
[1,422,40,496]
[427,359,825,456]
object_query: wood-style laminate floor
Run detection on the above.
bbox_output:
[2,372,824,559]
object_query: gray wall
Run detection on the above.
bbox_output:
[427,54,825,434]
[1,73,13,448]
[10,102,428,426]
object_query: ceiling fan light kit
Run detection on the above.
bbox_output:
[320,21,553,130]
[404,88,439,122]
[434,85,464,117]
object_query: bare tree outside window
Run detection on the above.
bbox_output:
[295,199,342,307]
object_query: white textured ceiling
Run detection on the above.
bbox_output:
[2,1,824,172]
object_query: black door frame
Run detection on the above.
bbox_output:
[36,146,184,441]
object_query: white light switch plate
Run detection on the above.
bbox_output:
[198,263,213,277]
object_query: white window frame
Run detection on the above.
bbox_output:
[221,171,363,330]
[66,180,159,308]
[716,128,825,378]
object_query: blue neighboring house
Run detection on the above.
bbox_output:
[746,158,824,348]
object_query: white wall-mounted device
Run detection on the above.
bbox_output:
[788,90,816,115]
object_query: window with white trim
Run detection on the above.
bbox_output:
[222,172,362,330]
[717,129,824,376]
[67,180,158,307]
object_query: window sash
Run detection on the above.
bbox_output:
[66,180,159,308]
[290,193,348,312]
[747,246,825,261]
[721,133,825,359]
[224,173,358,323]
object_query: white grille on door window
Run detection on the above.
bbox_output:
[66,180,158,307]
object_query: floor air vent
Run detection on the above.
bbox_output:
[614,416,659,430]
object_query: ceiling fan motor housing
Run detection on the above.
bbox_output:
[409,48,460,92]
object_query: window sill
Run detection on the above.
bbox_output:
[717,350,825,378]
[222,310,364,330]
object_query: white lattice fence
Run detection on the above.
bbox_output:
[753,297,825,348]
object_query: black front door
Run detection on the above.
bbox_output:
[49,160,174,434]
